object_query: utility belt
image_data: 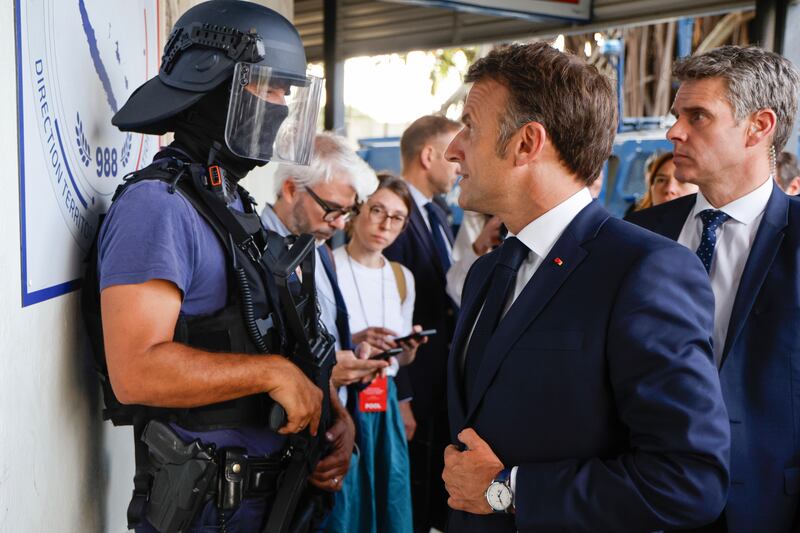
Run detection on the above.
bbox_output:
[140,419,289,533]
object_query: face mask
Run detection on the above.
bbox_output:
[230,91,289,161]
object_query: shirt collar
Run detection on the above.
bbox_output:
[261,204,291,237]
[692,176,773,225]
[513,188,593,259]
[406,182,432,211]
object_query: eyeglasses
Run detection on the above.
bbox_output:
[305,187,359,223]
[367,204,408,229]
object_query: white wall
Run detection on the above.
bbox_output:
[0,0,109,527]
[0,1,293,531]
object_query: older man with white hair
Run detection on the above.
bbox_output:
[262,132,389,390]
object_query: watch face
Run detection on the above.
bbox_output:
[487,482,512,511]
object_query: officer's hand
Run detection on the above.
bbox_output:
[352,327,398,352]
[264,356,323,436]
[309,391,355,492]
[331,345,388,388]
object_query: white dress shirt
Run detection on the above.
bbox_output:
[504,188,593,316]
[446,211,491,304]
[457,188,594,501]
[676,177,773,366]
[406,181,453,258]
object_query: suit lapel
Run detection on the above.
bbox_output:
[448,256,493,423]
[652,194,697,240]
[463,202,610,424]
[720,185,789,366]
[408,202,444,276]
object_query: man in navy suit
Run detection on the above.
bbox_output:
[441,42,731,532]
[384,114,462,532]
[627,45,800,532]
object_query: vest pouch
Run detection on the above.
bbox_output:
[141,420,218,533]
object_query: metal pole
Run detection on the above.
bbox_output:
[323,0,345,132]
[616,39,625,131]
[753,0,790,52]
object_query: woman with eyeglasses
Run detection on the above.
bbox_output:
[327,173,426,533]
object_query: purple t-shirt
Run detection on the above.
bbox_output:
[98,179,284,456]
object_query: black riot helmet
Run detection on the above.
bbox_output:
[113,0,321,166]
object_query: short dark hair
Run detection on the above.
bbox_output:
[673,46,800,152]
[400,115,461,169]
[776,151,800,189]
[465,42,617,184]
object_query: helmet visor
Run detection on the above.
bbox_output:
[225,63,322,165]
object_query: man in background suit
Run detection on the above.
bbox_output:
[627,45,800,532]
[384,114,461,532]
[441,42,730,532]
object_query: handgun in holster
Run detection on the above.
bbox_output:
[140,419,218,533]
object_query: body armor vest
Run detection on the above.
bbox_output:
[82,153,292,431]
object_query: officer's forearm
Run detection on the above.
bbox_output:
[102,280,296,408]
[110,340,288,408]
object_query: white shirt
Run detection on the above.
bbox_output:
[446,211,490,305]
[676,177,772,366]
[456,188,594,500]
[333,248,415,396]
[333,247,416,358]
[505,187,593,316]
[407,181,453,258]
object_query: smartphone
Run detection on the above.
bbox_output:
[374,347,403,361]
[393,329,437,344]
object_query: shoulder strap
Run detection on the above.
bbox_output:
[389,261,407,304]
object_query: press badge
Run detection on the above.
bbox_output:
[359,376,388,412]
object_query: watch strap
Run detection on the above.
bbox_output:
[494,468,511,486]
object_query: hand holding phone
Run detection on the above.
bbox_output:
[393,329,437,344]
[373,347,403,361]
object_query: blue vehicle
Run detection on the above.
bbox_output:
[601,126,673,217]
[357,136,403,175]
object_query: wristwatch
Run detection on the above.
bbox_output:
[485,468,514,513]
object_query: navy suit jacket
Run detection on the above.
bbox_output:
[448,201,730,532]
[627,185,800,532]
[385,200,458,414]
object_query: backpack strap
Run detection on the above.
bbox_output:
[389,261,407,304]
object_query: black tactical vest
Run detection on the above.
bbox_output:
[82,153,293,431]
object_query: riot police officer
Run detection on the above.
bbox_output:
[82,1,354,531]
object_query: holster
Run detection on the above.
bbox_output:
[216,448,284,511]
[141,420,218,533]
